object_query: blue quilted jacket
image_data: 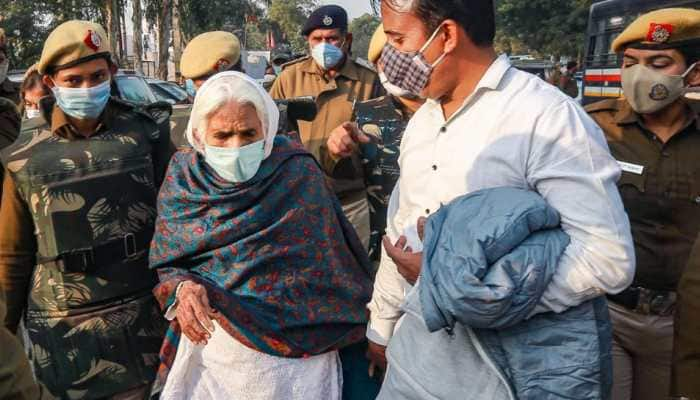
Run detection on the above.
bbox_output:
[419,187,612,399]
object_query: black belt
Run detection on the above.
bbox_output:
[607,286,677,316]
[37,231,152,273]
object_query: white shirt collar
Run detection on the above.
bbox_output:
[425,54,512,122]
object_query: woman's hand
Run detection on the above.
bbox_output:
[175,281,216,345]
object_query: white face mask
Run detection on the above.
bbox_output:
[204,139,265,183]
[379,71,419,100]
[25,108,41,120]
[0,60,9,82]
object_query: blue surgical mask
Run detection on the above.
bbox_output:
[185,79,197,97]
[311,42,345,70]
[204,139,265,183]
[51,80,111,120]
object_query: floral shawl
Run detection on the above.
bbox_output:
[149,135,372,387]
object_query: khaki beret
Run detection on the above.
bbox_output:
[368,24,386,65]
[181,31,241,79]
[38,20,111,74]
[612,8,700,53]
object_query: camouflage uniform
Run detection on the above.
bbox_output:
[0,97,172,399]
[168,104,192,149]
[356,96,411,263]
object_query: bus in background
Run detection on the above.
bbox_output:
[582,0,700,105]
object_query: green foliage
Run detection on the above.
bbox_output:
[0,0,106,68]
[349,13,381,61]
[268,0,318,53]
[496,0,593,58]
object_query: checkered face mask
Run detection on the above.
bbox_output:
[379,25,447,97]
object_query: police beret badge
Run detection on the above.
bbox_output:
[646,23,674,43]
[649,83,670,101]
[323,15,333,26]
[84,30,101,52]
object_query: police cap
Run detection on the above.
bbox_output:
[301,5,348,37]
[38,20,111,75]
[612,8,700,53]
[368,24,386,64]
[180,31,241,80]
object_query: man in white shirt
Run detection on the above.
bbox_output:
[365,0,635,398]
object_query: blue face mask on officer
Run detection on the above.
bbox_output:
[51,80,111,120]
[311,41,346,70]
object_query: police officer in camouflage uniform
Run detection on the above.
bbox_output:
[327,25,424,263]
[170,31,243,148]
[0,20,173,399]
[0,28,21,207]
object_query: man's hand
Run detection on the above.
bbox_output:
[326,122,372,159]
[383,235,423,285]
[175,281,216,345]
[366,340,388,378]
[383,217,428,285]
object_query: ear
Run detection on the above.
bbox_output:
[109,63,118,76]
[687,63,700,87]
[345,32,353,49]
[42,74,55,89]
[441,20,460,54]
[215,59,231,72]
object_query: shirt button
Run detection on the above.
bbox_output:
[695,196,700,204]
[440,126,447,133]
[425,209,431,215]
[662,151,671,157]
[432,165,438,171]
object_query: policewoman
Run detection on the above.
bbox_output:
[585,9,700,400]
[269,5,381,250]
[0,20,173,399]
[170,31,243,148]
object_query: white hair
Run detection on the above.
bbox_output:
[185,71,280,158]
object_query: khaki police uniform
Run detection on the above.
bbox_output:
[0,288,54,400]
[269,56,380,248]
[586,8,700,400]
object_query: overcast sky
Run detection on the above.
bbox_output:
[319,0,375,19]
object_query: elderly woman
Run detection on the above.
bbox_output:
[149,71,373,399]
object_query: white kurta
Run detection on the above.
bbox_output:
[160,321,342,400]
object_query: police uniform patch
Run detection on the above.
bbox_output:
[647,23,674,43]
[323,15,333,26]
[650,83,670,101]
[84,30,101,52]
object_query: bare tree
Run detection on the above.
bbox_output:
[132,0,144,74]
[156,0,171,80]
[105,0,122,61]
[172,0,182,77]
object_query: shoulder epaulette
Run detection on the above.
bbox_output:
[281,55,310,71]
[584,98,620,114]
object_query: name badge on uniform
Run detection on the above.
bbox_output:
[617,161,645,175]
